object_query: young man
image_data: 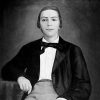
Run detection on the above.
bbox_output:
[2,6,92,100]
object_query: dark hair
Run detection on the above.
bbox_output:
[37,6,62,28]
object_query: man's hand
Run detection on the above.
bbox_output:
[17,76,32,94]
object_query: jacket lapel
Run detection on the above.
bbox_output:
[52,37,66,73]
[52,50,65,73]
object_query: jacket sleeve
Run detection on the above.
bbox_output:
[60,46,92,100]
[1,45,28,81]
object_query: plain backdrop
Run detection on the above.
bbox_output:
[0,0,100,100]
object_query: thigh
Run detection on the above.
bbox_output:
[24,93,57,100]
[24,95,37,100]
[36,94,57,100]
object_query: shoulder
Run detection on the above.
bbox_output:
[63,40,83,58]
[22,38,41,48]
[61,38,85,62]
[24,38,41,47]
[60,37,82,52]
[19,38,42,53]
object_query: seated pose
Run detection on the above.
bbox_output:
[2,6,92,100]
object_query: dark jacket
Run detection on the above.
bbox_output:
[1,37,92,100]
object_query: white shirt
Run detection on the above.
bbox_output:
[39,37,59,80]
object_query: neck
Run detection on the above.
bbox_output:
[44,35,59,43]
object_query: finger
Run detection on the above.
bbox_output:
[21,83,25,91]
[25,83,30,92]
[24,83,30,92]
[24,82,31,92]
[28,89,31,94]
[28,84,32,94]
[19,83,24,91]
[21,83,28,92]
[18,80,26,91]
[28,88,32,94]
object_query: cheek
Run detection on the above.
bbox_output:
[55,21,60,26]
[40,24,45,30]
[40,25,47,32]
[54,23,60,29]
[40,22,47,28]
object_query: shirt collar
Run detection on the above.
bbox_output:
[42,37,59,43]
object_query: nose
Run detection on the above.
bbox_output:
[47,19,52,26]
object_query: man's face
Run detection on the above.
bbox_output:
[40,9,60,39]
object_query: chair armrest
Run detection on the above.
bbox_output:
[0,80,24,100]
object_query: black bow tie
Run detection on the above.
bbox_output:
[40,42,63,54]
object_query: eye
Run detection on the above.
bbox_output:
[41,19,47,22]
[52,18,57,21]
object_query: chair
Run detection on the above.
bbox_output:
[0,80,24,100]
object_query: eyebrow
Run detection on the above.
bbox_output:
[41,16,59,18]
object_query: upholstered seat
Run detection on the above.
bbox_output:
[0,80,24,100]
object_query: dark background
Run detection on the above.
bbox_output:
[0,0,100,100]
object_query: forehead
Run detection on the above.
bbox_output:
[40,9,59,18]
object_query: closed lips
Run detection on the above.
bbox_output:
[46,29,53,30]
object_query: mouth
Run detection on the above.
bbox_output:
[46,29,54,31]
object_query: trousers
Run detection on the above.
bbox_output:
[24,79,58,100]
